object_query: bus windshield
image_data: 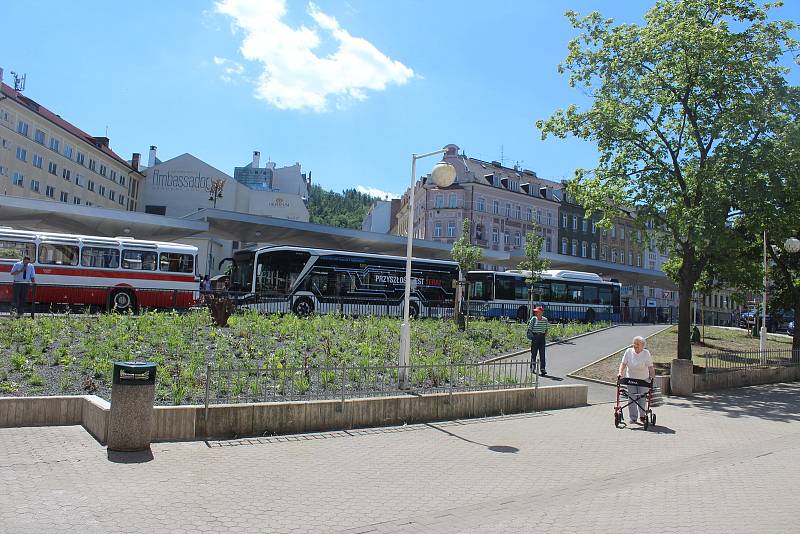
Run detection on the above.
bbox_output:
[255,250,311,296]
[230,251,255,292]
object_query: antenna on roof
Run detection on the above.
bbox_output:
[105,125,109,136]
[500,145,505,166]
[10,71,26,93]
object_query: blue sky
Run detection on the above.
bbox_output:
[3,0,799,199]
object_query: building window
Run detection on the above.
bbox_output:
[448,193,457,208]
[476,224,483,240]
[637,254,641,267]
[546,212,552,226]
[620,227,625,241]
[592,221,597,234]
[561,238,568,255]
[30,179,40,193]
[87,180,94,192]
[581,241,587,257]
[75,174,84,187]
[591,243,597,259]
[48,162,57,175]
[76,152,85,166]
[109,190,116,201]
[119,195,125,206]
[49,137,60,152]
[447,221,456,237]
[601,246,607,260]
[63,169,71,181]
[88,159,97,172]
[34,129,45,144]
[477,197,485,212]
[435,194,443,208]
[515,232,521,247]
[546,237,552,252]
[562,214,568,228]
[73,197,81,205]
[571,239,578,256]
[15,147,27,162]
[98,185,106,196]
[434,222,442,237]
[582,219,588,232]
[504,233,510,245]
[536,210,542,224]
[119,175,126,186]
[493,200,499,215]
[60,191,69,203]
[32,154,43,168]
[17,120,29,137]
[526,207,533,222]
[45,186,54,198]
[492,228,499,243]
[110,170,117,183]
[505,203,511,217]
[611,225,616,238]
[572,215,578,230]
[63,144,73,160]
[611,249,618,263]
[12,172,24,186]
[99,164,107,177]
[629,251,633,265]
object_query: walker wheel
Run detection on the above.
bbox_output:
[650,413,656,426]
[643,416,649,430]
[614,412,622,428]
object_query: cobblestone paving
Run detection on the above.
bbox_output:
[2,383,799,533]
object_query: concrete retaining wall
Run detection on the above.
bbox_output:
[0,384,587,444]
[694,366,800,393]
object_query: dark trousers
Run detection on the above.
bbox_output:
[531,334,546,372]
[12,283,30,316]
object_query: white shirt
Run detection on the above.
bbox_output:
[621,347,653,380]
[10,261,36,283]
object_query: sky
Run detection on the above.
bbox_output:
[3,0,799,199]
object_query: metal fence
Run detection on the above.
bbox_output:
[702,349,800,373]
[204,360,537,408]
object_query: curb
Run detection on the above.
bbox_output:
[567,324,673,380]
[481,324,620,364]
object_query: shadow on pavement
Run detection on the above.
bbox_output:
[106,449,154,463]
[667,383,800,423]
[540,375,565,382]
[425,423,519,454]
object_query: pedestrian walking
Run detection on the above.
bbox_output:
[526,305,550,376]
[10,255,36,318]
[617,336,655,425]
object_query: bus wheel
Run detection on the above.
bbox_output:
[292,296,314,317]
[585,308,596,323]
[409,301,420,320]
[110,290,135,313]
[516,306,528,322]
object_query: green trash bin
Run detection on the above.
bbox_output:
[108,362,156,452]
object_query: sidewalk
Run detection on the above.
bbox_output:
[2,382,798,533]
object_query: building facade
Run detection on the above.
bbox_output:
[362,199,401,233]
[0,80,143,211]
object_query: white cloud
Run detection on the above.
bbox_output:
[213,56,246,83]
[357,185,399,200]
[214,0,415,112]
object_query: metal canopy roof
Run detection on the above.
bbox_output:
[0,196,207,241]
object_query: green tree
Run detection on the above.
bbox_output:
[450,219,483,330]
[307,184,379,229]
[538,0,798,360]
[517,227,551,315]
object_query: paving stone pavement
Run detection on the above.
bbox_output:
[2,382,799,533]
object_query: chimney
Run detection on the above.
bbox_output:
[148,145,157,167]
[92,136,110,148]
[131,153,141,171]
[252,151,261,168]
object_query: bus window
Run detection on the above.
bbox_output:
[81,247,120,269]
[159,252,194,273]
[467,273,493,300]
[513,276,529,301]
[494,276,516,300]
[599,288,612,305]
[584,286,599,305]
[229,251,255,292]
[533,281,551,302]
[568,283,583,304]
[0,240,35,261]
[39,243,79,266]
[122,250,157,271]
[255,250,311,295]
[552,283,568,302]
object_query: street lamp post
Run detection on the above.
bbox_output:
[398,149,456,389]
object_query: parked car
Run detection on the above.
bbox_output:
[739,309,757,329]
[788,320,795,336]
[745,309,794,333]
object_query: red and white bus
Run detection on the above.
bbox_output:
[0,228,199,312]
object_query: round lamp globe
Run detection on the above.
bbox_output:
[430,162,456,188]
[784,237,800,254]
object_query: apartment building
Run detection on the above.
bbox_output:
[0,79,142,210]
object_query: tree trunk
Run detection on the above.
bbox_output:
[677,278,694,360]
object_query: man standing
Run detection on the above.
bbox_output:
[10,255,36,318]
[527,305,550,376]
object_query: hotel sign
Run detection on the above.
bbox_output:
[151,170,213,191]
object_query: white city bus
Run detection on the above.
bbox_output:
[0,228,199,312]
[467,269,622,322]
[224,245,459,317]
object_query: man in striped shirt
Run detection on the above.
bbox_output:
[527,306,550,376]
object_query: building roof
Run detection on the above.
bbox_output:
[0,82,142,175]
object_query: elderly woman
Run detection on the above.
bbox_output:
[618,336,655,425]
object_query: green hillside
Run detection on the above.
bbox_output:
[308,184,379,229]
